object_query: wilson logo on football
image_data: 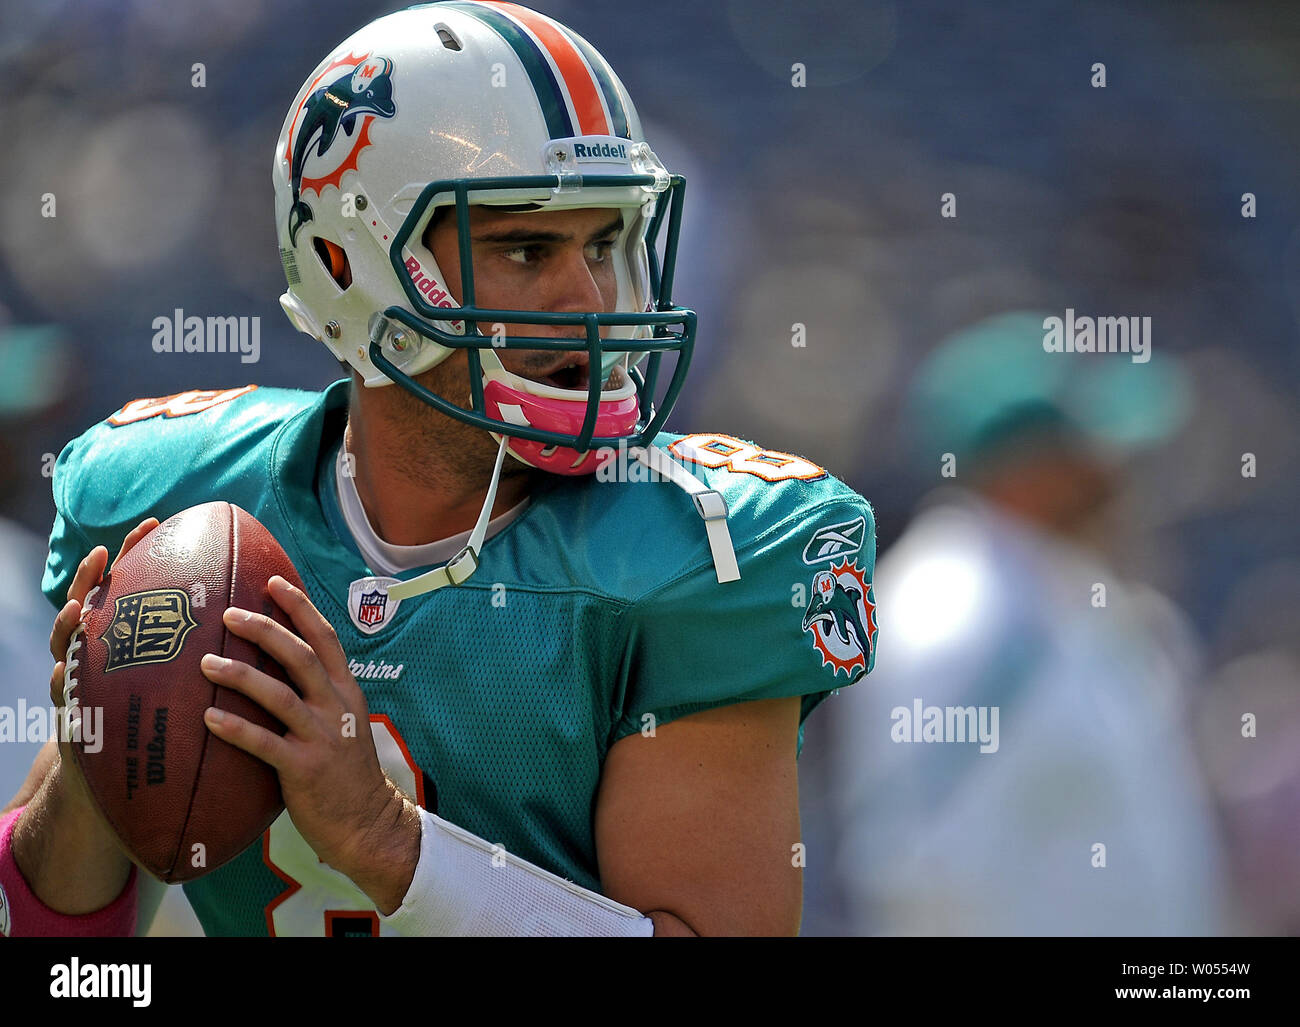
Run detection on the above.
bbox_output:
[802,559,876,679]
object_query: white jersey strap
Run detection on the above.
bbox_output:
[631,445,740,583]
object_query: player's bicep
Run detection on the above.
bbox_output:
[593,695,803,937]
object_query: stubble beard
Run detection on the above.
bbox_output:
[358,352,537,495]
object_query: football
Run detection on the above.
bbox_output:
[63,502,305,883]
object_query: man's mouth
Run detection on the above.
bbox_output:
[532,353,591,391]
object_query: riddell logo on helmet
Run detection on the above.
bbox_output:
[404,256,457,312]
[573,141,628,162]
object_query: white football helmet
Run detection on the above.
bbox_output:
[272,0,696,477]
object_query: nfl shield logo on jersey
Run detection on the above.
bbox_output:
[359,591,386,626]
[347,577,402,635]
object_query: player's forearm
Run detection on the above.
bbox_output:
[12,760,133,915]
[2,738,59,816]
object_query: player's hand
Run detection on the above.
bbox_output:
[198,576,420,909]
[48,518,160,818]
[11,517,159,915]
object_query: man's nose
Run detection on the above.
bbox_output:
[541,245,607,317]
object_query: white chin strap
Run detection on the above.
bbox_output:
[385,436,510,601]
[385,438,741,603]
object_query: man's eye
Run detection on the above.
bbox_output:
[500,240,615,266]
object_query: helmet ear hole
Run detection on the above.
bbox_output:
[312,237,352,290]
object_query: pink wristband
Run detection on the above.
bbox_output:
[0,806,138,937]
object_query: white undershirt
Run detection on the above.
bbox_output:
[334,442,529,577]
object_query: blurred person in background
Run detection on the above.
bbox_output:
[1192,563,1300,935]
[799,311,1235,935]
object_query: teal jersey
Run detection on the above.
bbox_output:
[41,380,877,936]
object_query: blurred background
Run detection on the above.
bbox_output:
[1,0,1297,934]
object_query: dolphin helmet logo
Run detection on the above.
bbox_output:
[813,570,836,604]
[802,559,876,679]
[285,52,396,246]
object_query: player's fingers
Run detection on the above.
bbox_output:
[48,598,81,662]
[200,653,314,737]
[111,517,160,570]
[203,706,290,771]
[267,576,354,684]
[49,660,66,707]
[66,547,108,606]
[220,606,332,702]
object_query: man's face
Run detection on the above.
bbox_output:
[424,205,623,392]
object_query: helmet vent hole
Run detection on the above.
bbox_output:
[313,237,353,290]
[435,25,463,51]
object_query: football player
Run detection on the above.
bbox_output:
[1,1,877,937]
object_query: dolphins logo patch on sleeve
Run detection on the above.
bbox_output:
[284,52,397,246]
[802,560,877,679]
